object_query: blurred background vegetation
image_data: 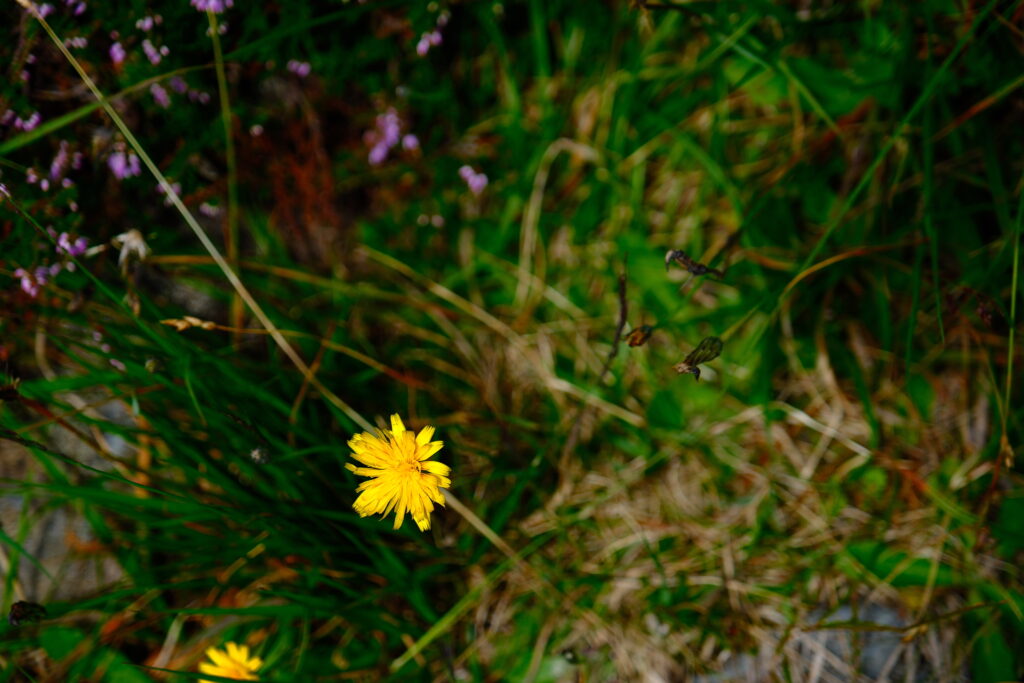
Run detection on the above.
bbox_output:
[0,0,1022,680]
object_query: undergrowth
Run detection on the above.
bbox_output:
[0,0,1022,681]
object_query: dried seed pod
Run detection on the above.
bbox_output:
[160,316,217,332]
[112,229,150,275]
[625,325,654,347]
[665,249,723,278]
[673,336,723,381]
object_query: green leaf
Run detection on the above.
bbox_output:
[105,660,152,683]
[647,389,685,431]
[845,541,958,587]
[993,494,1024,555]
[906,373,935,419]
[40,626,84,660]
[969,613,1016,683]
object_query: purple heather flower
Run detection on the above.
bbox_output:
[368,142,389,166]
[150,83,170,108]
[470,175,488,195]
[109,42,126,65]
[50,141,70,180]
[416,29,443,56]
[73,1,85,15]
[287,60,311,78]
[26,169,39,185]
[135,15,161,31]
[156,181,182,206]
[108,153,128,179]
[15,269,38,298]
[191,0,233,12]
[109,358,126,371]
[62,178,73,188]
[65,36,88,49]
[402,134,419,151]
[39,179,50,191]
[365,108,406,165]
[459,165,488,196]
[142,39,161,65]
[16,112,41,132]
[108,151,142,179]
[57,232,88,257]
[0,110,13,126]
[34,266,51,285]
[38,3,54,17]
[199,202,221,216]
[378,109,401,147]
[169,76,188,94]
[20,71,30,83]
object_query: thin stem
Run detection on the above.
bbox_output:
[207,11,243,344]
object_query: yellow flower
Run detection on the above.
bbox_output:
[346,414,450,531]
[199,642,262,682]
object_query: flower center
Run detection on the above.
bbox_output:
[396,456,422,475]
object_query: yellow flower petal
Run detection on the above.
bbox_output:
[415,425,435,445]
[230,643,248,662]
[199,641,261,682]
[421,460,450,477]
[346,415,450,532]
[418,441,444,461]
[206,647,234,670]
[389,413,406,438]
